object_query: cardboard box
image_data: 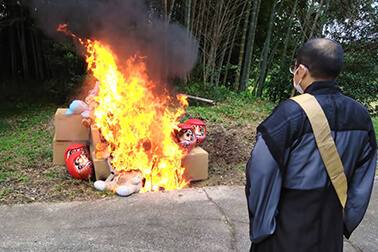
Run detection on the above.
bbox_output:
[53,135,88,165]
[90,125,102,147]
[182,147,208,181]
[89,143,111,181]
[55,108,89,141]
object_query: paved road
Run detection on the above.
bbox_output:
[0,183,377,251]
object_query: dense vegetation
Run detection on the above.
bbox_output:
[0,1,377,204]
[0,0,376,114]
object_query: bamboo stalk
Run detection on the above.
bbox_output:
[184,94,214,104]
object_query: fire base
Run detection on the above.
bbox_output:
[89,125,208,182]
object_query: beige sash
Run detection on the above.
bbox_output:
[291,94,347,208]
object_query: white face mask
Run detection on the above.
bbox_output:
[293,67,305,94]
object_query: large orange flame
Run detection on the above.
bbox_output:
[58,25,189,192]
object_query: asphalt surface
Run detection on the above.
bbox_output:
[0,183,377,252]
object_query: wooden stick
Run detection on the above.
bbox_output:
[184,94,214,104]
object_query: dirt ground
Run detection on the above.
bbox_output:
[190,121,257,188]
[1,116,258,205]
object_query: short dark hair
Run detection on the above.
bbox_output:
[296,38,344,79]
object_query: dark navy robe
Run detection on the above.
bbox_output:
[245,81,377,252]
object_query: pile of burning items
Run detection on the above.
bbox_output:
[53,25,208,196]
[53,81,209,197]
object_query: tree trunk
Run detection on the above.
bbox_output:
[190,0,197,34]
[318,0,330,37]
[30,27,39,79]
[222,0,247,87]
[233,0,252,91]
[183,0,191,84]
[201,3,209,88]
[167,0,176,23]
[256,0,279,97]
[9,26,17,79]
[280,0,299,69]
[207,0,222,87]
[34,31,45,80]
[215,21,232,87]
[239,0,261,92]
[290,0,314,60]
[163,0,167,21]
[17,4,29,80]
[309,0,324,38]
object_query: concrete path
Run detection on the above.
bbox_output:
[0,183,377,252]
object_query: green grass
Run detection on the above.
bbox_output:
[1,94,375,204]
[0,102,58,202]
[181,96,274,126]
[0,103,57,167]
[372,117,378,142]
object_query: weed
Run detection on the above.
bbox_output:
[372,117,378,142]
[43,172,58,179]
[236,164,246,172]
[235,119,244,127]
[1,188,12,197]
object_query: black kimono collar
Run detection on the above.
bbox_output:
[304,80,341,95]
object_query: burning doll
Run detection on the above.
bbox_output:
[184,119,206,145]
[94,169,144,196]
[176,124,197,151]
[65,81,99,128]
[64,144,94,180]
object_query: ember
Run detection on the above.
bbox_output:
[58,25,190,193]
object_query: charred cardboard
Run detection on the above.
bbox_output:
[88,125,206,181]
[53,135,88,165]
[55,108,89,141]
[90,125,102,147]
[182,147,208,181]
[89,143,111,181]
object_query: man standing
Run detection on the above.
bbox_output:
[245,38,377,252]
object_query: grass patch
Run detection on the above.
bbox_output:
[181,96,274,126]
[0,103,57,168]
[0,102,58,203]
[372,117,378,142]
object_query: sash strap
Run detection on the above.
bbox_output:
[291,94,347,208]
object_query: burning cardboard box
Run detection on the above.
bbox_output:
[55,108,89,141]
[89,126,111,181]
[53,108,90,165]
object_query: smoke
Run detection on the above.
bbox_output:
[29,0,198,83]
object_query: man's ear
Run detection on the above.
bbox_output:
[298,64,307,78]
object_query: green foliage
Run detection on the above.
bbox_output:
[0,38,87,104]
[38,40,87,103]
[372,117,378,142]
[264,66,293,103]
[179,83,275,125]
[338,48,378,115]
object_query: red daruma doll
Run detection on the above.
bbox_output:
[184,119,206,145]
[64,144,94,180]
[177,124,197,151]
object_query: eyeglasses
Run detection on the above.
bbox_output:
[289,64,309,74]
[289,65,297,74]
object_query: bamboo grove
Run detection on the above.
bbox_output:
[0,0,377,112]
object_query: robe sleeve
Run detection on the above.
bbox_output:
[343,136,377,238]
[245,133,282,243]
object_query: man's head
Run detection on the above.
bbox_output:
[291,38,344,93]
[296,38,344,80]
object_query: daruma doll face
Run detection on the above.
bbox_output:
[184,119,206,144]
